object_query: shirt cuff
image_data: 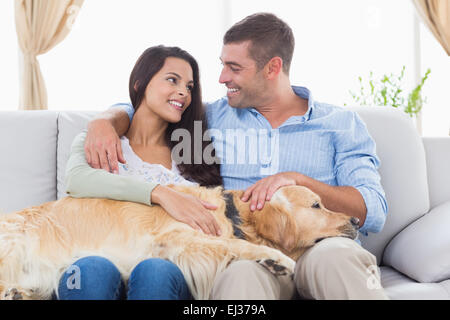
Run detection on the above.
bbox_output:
[355,185,387,236]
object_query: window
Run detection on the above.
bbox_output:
[419,21,450,136]
[0,0,19,109]
[1,0,448,136]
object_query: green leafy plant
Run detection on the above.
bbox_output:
[346,66,431,117]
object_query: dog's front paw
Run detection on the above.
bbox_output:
[1,287,33,300]
[2,288,24,300]
[256,258,294,277]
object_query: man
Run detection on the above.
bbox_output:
[83,13,388,300]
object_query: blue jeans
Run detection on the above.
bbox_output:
[57,256,193,300]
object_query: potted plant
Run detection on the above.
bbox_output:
[346,66,431,118]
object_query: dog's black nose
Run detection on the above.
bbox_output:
[350,217,360,228]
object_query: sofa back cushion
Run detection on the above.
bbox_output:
[0,111,58,213]
[57,111,98,199]
[349,107,430,263]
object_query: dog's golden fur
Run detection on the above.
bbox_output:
[0,185,357,300]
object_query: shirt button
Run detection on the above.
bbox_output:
[261,159,271,167]
[260,156,271,165]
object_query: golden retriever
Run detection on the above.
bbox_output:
[0,185,358,300]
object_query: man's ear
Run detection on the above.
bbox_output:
[254,203,298,253]
[265,57,283,80]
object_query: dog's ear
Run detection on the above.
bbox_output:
[254,203,298,253]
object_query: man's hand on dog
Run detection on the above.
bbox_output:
[152,185,221,237]
[241,172,300,212]
[84,118,126,174]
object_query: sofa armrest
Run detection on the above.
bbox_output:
[383,200,450,283]
[423,137,450,208]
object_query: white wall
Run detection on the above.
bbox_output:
[1,0,448,136]
[0,0,19,109]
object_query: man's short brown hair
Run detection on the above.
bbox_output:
[223,13,295,75]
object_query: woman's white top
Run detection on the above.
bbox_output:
[118,136,198,187]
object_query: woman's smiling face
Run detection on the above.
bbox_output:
[141,57,194,123]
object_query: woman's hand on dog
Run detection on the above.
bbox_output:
[241,172,300,212]
[152,185,221,236]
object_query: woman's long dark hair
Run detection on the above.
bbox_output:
[129,45,222,187]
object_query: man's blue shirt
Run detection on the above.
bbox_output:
[114,86,388,236]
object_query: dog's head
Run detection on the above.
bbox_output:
[234,185,359,260]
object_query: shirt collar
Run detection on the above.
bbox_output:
[247,86,315,125]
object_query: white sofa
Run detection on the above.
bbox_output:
[0,107,449,300]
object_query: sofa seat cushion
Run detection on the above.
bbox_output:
[0,111,58,213]
[383,200,450,283]
[381,266,450,300]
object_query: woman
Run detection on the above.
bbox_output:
[60,45,222,300]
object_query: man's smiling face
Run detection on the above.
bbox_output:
[219,41,268,109]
